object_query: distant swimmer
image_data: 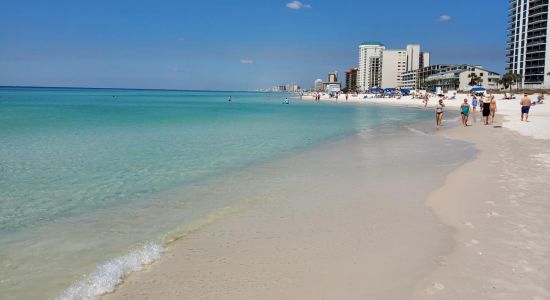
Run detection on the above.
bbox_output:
[283,97,289,104]
[228,96,232,102]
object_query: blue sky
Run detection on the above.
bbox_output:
[0,0,506,90]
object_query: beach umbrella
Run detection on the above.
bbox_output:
[470,87,486,92]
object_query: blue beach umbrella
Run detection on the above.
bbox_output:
[470,87,486,92]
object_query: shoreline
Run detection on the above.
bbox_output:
[101,99,550,299]
[102,116,476,299]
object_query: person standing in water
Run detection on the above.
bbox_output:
[460,99,471,127]
[423,94,429,109]
[283,97,289,104]
[435,99,445,127]
[520,93,532,121]
[228,96,232,102]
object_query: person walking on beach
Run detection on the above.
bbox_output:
[435,99,445,127]
[520,93,532,121]
[489,96,497,124]
[482,96,491,125]
[460,99,470,127]
[472,96,478,112]
[423,94,429,109]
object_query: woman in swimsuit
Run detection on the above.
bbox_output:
[460,99,470,127]
[435,99,445,127]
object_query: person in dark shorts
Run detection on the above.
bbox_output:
[435,99,445,127]
[482,96,491,125]
[520,94,532,121]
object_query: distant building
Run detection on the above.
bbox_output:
[401,64,452,89]
[507,0,550,88]
[358,41,385,90]
[368,56,383,89]
[290,84,301,92]
[401,64,499,90]
[314,79,324,91]
[406,44,421,71]
[345,68,358,91]
[420,52,430,69]
[323,72,341,92]
[381,50,408,88]
[379,45,430,88]
[328,72,338,83]
[425,65,500,90]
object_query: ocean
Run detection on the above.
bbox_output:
[0,87,434,299]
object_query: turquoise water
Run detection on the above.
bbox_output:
[0,87,432,299]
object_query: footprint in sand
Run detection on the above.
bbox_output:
[486,211,500,218]
[425,282,445,295]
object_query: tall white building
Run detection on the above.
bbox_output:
[507,0,550,88]
[406,44,421,71]
[358,42,385,90]
[381,50,408,88]
[421,52,431,69]
[314,79,323,91]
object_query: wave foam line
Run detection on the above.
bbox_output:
[58,243,164,300]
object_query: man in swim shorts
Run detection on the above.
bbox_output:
[520,94,532,121]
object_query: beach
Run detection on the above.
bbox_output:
[103,94,550,299]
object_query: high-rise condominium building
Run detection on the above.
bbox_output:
[406,44,421,71]
[359,41,431,90]
[358,42,385,90]
[381,50,408,88]
[345,68,359,91]
[507,0,550,88]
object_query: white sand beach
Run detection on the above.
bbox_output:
[103,94,550,300]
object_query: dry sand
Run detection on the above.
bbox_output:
[412,116,550,299]
[103,98,550,299]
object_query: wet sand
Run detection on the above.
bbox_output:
[103,112,550,299]
[103,119,475,300]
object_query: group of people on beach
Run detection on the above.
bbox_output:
[435,94,497,127]
[435,92,541,127]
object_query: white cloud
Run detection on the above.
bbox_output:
[240,59,253,64]
[438,15,451,22]
[286,1,311,10]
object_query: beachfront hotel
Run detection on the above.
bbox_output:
[358,42,385,90]
[358,42,430,90]
[401,64,500,90]
[507,0,550,88]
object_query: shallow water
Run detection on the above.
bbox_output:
[0,87,436,299]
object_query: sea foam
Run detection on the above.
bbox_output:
[58,243,164,300]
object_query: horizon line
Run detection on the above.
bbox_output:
[0,85,275,93]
